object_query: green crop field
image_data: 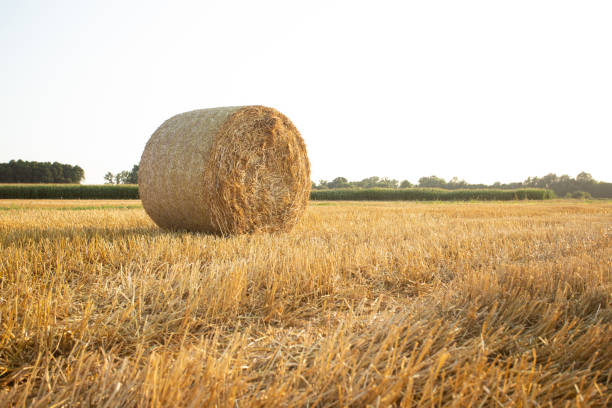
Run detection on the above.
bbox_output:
[0,184,554,201]
[310,187,554,201]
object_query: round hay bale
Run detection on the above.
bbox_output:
[138,106,311,234]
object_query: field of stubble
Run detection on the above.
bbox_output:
[0,199,611,407]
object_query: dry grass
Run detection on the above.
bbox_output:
[0,199,140,210]
[0,200,610,407]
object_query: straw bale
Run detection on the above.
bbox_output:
[138,106,311,234]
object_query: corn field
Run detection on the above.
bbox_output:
[0,185,555,201]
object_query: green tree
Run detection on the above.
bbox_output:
[50,162,64,182]
[0,160,83,183]
[73,166,85,183]
[105,164,138,184]
[378,177,398,188]
[418,175,446,188]
[447,177,467,189]
[358,177,380,188]
[328,177,350,189]
[576,172,595,186]
[115,171,130,184]
[104,172,115,184]
[540,173,559,189]
[399,180,412,188]
[125,165,139,184]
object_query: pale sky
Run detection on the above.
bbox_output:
[1,0,611,185]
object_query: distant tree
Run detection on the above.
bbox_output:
[539,173,559,189]
[105,164,139,184]
[74,166,85,183]
[358,176,380,188]
[378,177,398,188]
[576,172,595,185]
[13,160,31,182]
[306,172,611,197]
[104,172,115,184]
[68,165,84,183]
[114,171,130,185]
[32,162,52,183]
[328,177,350,189]
[447,177,468,189]
[418,175,446,188]
[517,171,612,198]
[125,164,139,184]
[0,163,10,182]
[0,160,83,183]
[50,162,64,182]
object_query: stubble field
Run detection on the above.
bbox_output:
[0,199,611,407]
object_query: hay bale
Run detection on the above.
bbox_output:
[138,106,311,234]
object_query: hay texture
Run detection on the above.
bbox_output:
[139,106,311,234]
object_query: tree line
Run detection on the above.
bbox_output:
[104,165,139,184]
[314,172,612,198]
[0,160,84,183]
[3,160,610,198]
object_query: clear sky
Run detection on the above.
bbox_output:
[1,0,611,185]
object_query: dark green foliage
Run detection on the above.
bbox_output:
[0,185,554,201]
[104,165,139,185]
[310,188,554,201]
[418,175,448,188]
[375,177,399,188]
[522,172,612,198]
[565,191,593,199]
[0,160,84,183]
[354,176,399,188]
[313,172,612,198]
[115,171,131,185]
[126,165,139,184]
[588,182,612,198]
[104,172,115,184]
[317,176,400,189]
[327,177,350,189]
[0,184,139,199]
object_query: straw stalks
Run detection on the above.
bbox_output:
[0,200,610,406]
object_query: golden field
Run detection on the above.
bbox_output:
[0,199,610,407]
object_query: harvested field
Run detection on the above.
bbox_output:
[0,200,611,406]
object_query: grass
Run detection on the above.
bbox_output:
[0,200,141,211]
[0,200,610,407]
